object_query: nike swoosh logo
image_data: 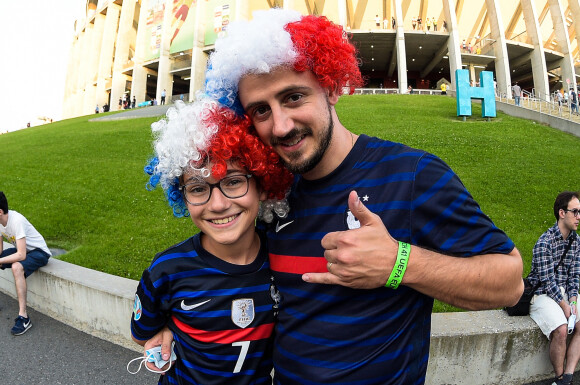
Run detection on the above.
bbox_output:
[181,299,211,311]
[276,220,294,233]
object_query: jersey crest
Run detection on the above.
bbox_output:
[231,298,254,328]
[345,210,360,230]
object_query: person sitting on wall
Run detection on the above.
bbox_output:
[528,191,580,385]
[0,191,52,335]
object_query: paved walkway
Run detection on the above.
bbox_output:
[89,104,171,121]
[0,291,157,384]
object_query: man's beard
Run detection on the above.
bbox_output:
[271,103,333,175]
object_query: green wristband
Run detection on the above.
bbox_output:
[386,242,410,289]
[572,301,577,305]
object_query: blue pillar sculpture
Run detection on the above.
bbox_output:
[456,69,496,118]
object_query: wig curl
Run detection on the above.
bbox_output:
[204,8,364,114]
[145,99,293,219]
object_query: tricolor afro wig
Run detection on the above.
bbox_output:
[145,99,293,221]
[204,8,364,115]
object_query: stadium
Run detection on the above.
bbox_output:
[63,0,580,118]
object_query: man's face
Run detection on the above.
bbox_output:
[561,197,580,232]
[238,68,336,177]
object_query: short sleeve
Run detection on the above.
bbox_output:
[410,154,514,257]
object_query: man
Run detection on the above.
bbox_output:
[159,9,523,384]
[570,89,578,114]
[0,191,51,335]
[512,82,522,106]
[528,191,580,385]
[160,89,166,105]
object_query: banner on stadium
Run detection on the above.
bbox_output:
[170,0,197,54]
[204,0,235,46]
[143,0,165,61]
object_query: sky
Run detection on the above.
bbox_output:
[0,1,86,133]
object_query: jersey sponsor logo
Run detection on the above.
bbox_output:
[232,298,254,328]
[275,220,294,233]
[133,294,142,321]
[181,298,211,311]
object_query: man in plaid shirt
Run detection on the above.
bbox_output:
[528,191,580,385]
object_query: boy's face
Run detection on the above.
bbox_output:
[238,68,339,178]
[181,163,265,254]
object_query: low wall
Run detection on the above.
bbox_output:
[0,256,558,384]
[428,311,552,384]
[495,101,580,139]
[0,257,138,351]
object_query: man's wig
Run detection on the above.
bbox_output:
[145,99,293,219]
[205,8,364,114]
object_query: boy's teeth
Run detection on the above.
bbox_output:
[212,215,236,224]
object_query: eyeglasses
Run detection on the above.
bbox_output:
[564,208,580,218]
[179,174,252,206]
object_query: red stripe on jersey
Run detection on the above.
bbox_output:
[269,253,327,274]
[172,316,274,344]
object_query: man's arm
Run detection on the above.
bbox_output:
[0,237,27,265]
[305,191,524,311]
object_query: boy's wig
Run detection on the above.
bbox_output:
[204,8,363,114]
[145,99,293,219]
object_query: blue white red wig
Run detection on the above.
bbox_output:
[145,99,293,220]
[204,8,364,115]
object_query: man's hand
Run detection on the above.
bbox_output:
[302,190,524,310]
[143,327,174,373]
[303,190,398,289]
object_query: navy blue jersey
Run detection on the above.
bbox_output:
[131,231,279,385]
[267,135,514,385]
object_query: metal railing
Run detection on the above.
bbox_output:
[498,88,580,121]
[352,88,399,95]
[352,87,580,124]
[352,88,447,95]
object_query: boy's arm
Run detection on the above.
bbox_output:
[138,326,174,373]
[0,237,27,264]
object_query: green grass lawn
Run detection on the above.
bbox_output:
[1,95,578,312]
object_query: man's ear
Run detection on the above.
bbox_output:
[326,85,341,106]
[559,208,566,220]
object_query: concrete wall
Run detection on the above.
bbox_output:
[495,101,580,138]
[0,256,559,384]
[0,258,138,351]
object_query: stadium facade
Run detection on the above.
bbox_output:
[63,0,580,118]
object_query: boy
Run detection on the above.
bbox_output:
[0,191,51,335]
[130,99,292,384]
